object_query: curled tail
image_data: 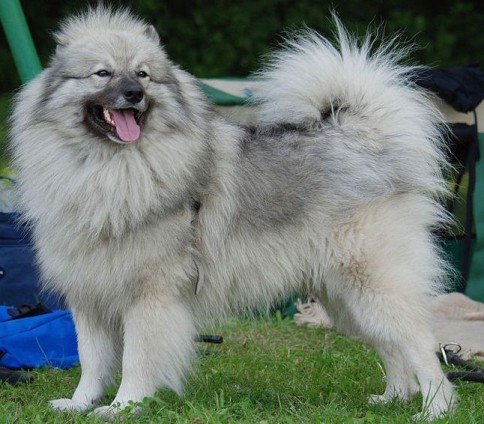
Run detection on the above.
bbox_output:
[256,17,449,197]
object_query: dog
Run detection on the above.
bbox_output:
[9,6,456,419]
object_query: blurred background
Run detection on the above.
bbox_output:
[1,0,484,93]
[1,0,483,172]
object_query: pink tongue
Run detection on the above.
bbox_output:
[110,110,141,142]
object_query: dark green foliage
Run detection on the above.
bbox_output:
[1,0,483,91]
[0,93,11,173]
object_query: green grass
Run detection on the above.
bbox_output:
[0,93,13,176]
[1,316,483,423]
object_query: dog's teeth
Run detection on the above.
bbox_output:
[103,108,113,124]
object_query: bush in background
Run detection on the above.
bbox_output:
[0,0,483,93]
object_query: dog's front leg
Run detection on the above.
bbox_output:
[50,310,120,412]
[91,298,196,418]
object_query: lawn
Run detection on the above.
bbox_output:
[1,315,483,423]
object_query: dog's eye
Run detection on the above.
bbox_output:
[137,71,149,78]
[95,70,112,77]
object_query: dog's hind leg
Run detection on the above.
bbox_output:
[91,297,196,418]
[323,197,458,418]
[50,310,120,412]
[368,342,419,404]
[330,265,457,418]
[375,330,454,419]
[327,275,456,419]
[397,334,456,420]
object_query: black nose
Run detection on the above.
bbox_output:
[123,84,144,104]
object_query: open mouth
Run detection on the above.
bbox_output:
[87,105,145,143]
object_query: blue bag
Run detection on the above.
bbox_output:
[0,179,78,370]
[0,177,62,308]
[0,304,78,369]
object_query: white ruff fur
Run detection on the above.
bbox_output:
[10,7,456,420]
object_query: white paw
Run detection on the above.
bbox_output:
[368,394,392,405]
[50,398,92,412]
[90,403,142,419]
[414,398,458,421]
[368,387,417,405]
[415,384,458,420]
[413,410,441,422]
[89,405,120,420]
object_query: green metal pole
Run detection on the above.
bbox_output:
[0,0,42,83]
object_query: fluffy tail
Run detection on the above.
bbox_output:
[256,18,449,197]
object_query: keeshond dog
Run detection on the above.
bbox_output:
[10,7,456,419]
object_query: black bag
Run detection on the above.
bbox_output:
[415,65,484,293]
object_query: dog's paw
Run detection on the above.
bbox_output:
[89,405,120,420]
[368,394,393,405]
[413,397,458,421]
[90,403,142,420]
[368,385,418,405]
[50,398,92,412]
[413,410,443,422]
[368,392,411,405]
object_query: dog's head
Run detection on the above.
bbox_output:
[83,71,150,144]
[45,7,175,145]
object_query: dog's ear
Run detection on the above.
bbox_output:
[144,25,160,45]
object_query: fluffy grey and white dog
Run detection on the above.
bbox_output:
[10,7,456,419]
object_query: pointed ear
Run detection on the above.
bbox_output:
[144,25,160,45]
